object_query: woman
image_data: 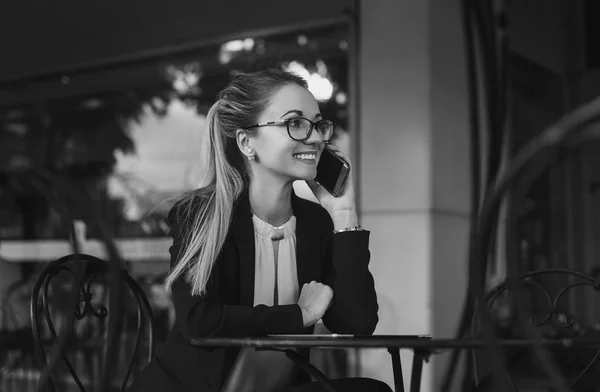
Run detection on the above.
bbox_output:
[129,69,390,392]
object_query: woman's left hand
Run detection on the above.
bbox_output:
[307,145,358,227]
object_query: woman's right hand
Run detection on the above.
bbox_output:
[297,281,334,327]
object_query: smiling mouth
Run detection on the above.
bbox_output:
[293,153,317,161]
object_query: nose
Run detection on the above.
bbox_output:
[303,125,324,145]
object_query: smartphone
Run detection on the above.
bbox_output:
[315,148,350,197]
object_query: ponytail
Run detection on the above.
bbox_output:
[164,102,245,296]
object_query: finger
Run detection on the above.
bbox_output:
[306,180,319,193]
[332,150,349,162]
[306,180,327,199]
[324,146,352,166]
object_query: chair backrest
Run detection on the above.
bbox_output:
[471,268,600,392]
[30,253,154,392]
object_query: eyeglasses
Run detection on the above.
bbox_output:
[244,117,335,142]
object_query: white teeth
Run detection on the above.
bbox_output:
[295,153,316,160]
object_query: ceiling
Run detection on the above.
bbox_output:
[0,0,353,84]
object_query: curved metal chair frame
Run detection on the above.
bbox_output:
[471,268,600,391]
[30,253,154,392]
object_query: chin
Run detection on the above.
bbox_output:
[300,167,318,181]
[289,168,316,182]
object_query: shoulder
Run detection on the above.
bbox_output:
[294,196,333,231]
[294,196,325,215]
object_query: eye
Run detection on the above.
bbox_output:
[317,120,332,132]
[287,118,303,128]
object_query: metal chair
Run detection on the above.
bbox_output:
[30,253,155,392]
[471,268,600,392]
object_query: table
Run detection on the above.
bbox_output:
[190,335,600,392]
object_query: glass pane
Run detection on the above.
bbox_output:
[0,23,351,247]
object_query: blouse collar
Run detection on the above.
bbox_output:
[252,214,296,240]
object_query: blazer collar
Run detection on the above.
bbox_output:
[231,188,322,306]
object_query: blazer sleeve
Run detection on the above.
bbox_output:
[167,203,306,341]
[321,213,379,335]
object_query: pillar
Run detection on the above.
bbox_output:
[358,1,470,390]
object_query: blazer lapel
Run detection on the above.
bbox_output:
[292,192,322,286]
[231,191,256,307]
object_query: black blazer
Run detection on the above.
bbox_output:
[128,190,379,392]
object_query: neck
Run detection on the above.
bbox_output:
[248,177,294,227]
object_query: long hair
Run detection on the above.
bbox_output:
[164,68,308,296]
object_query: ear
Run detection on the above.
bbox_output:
[235,129,255,159]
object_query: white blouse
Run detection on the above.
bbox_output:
[252,214,299,307]
[222,215,300,392]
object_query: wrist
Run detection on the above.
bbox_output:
[331,209,359,231]
[299,305,315,328]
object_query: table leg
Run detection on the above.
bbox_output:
[387,348,405,392]
[277,348,337,392]
[409,350,429,392]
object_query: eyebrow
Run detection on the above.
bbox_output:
[280,110,323,119]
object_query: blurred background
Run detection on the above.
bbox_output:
[2,1,600,391]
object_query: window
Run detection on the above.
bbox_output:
[0,23,352,251]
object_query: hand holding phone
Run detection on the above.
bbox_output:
[314,147,350,197]
[308,146,358,227]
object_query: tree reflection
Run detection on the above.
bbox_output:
[0,23,350,240]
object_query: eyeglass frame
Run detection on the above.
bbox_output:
[243,116,336,142]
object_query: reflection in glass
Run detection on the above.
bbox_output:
[0,23,350,242]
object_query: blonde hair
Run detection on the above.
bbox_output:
[164,69,308,296]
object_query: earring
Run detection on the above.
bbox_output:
[247,148,255,161]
